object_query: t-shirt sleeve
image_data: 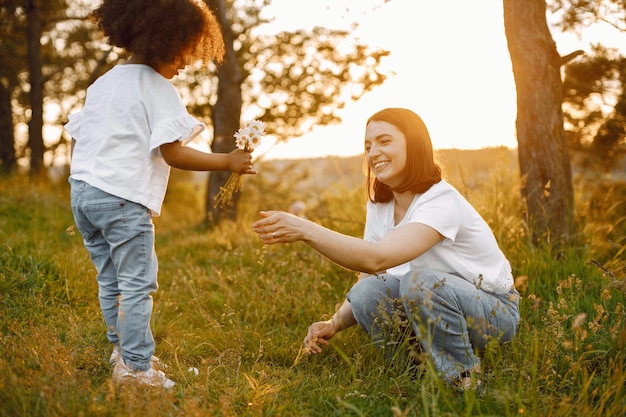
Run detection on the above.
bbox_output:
[145,77,205,154]
[150,115,205,155]
[363,201,380,242]
[64,110,83,139]
[407,188,461,246]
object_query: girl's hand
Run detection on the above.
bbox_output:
[228,148,256,175]
[303,320,337,354]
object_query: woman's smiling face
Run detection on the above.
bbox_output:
[364,120,407,189]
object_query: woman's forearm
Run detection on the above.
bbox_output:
[254,211,381,272]
[301,221,383,273]
[331,300,357,332]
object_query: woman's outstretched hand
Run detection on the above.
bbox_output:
[252,210,305,244]
[303,320,337,354]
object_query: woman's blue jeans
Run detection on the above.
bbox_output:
[70,178,158,372]
[347,269,520,379]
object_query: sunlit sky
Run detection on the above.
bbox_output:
[49,0,625,163]
[242,0,626,160]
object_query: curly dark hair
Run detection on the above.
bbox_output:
[365,108,442,204]
[93,0,225,68]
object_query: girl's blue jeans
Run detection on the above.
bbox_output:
[347,269,520,379]
[70,178,158,372]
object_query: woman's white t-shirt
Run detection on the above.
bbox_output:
[65,64,204,216]
[363,180,513,294]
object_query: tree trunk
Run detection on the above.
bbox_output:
[503,0,575,248]
[204,0,244,226]
[25,0,44,175]
[0,80,16,174]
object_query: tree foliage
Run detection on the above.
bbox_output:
[562,45,625,170]
[240,28,388,139]
[0,0,116,174]
[0,0,28,173]
[548,0,626,172]
[548,0,626,32]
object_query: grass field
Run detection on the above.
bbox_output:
[1,151,625,416]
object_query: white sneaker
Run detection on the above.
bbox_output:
[112,357,176,389]
[109,346,168,370]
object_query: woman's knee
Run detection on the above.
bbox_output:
[399,269,440,297]
[347,275,398,323]
[348,276,380,304]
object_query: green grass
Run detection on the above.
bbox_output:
[0,164,624,417]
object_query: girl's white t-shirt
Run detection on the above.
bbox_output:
[363,180,513,294]
[65,64,204,216]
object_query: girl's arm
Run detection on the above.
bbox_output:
[252,211,443,274]
[160,140,256,174]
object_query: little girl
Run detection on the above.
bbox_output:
[66,0,255,389]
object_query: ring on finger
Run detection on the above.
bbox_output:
[272,231,276,238]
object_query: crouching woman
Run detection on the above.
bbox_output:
[252,107,520,389]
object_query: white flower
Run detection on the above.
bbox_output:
[214,119,266,208]
[234,120,266,151]
[248,119,266,134]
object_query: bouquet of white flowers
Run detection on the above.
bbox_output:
[214,120,265,208]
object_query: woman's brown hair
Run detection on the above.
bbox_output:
[365,108,442,203]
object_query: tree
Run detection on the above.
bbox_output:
[24,0,44,174]
[0,79,15,174]
[0,0,114,175]
[196,0,390,225]
[204,0,245,224]
[503,0,575,247]
[0,0,24,173]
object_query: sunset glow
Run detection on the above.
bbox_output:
[251,0,625,160]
